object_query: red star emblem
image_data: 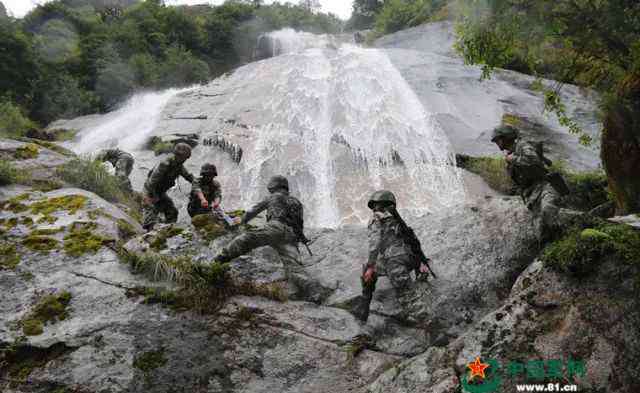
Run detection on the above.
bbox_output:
[467,357,490,380]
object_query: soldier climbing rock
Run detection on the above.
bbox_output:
[141,143,195,231]
[491,125,573,241]
[95,148,134,192]
[351,190,433,325]
[187,163,222,219]
[209,175,328,303]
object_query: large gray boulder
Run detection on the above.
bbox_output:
[368,256,640,393]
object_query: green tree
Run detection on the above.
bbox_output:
[455,0,640,214]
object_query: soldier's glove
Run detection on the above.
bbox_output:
[362,265,376,284]
[416,259,431,282]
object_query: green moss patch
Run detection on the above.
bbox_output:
[456,154,515,194]
[133,348,167,373]
[29,194,88,217]
[14,143,40,160]
[21,235,60,253]
[14,137,76,157]
[63,222,112,257]
[21,291,72,336]
[30,179,64,192]
[117,218,138,241]
[0,193,31,213]
[148,225,184,251]
[191,214,227,241]
[543,222,640,277]
[0,241,20,270]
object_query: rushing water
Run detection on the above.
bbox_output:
[73,88,193,154]
[70,29,466,227]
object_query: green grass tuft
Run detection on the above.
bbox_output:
[133,348,167,373]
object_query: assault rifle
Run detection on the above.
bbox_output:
[390,208,437,280]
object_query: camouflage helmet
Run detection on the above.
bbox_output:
[200,163,217,177]
[267,175,289,193]
[491,125,519,142]
[367,190,397,209]
[173,143,192,159]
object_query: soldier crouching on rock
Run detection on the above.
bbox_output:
[95,148,135,192]
[351,190,433,326]
[141,143,195,231]
[187,163,222,219]
[206,175,329,303]
[491,125,577,241]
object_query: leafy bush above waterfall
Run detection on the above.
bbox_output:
[0,0,343,129]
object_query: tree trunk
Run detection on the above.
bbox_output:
[601,74,640,215]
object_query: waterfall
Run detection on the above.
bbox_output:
[69,29,466,228]
[72,88,192,154]
[231,30,466,226]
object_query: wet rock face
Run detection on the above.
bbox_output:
[369,257,640,393]
[375,22,601,171]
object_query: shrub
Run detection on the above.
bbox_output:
[0,101,37,138]
[56,157,130,204]
[0,159,24,185]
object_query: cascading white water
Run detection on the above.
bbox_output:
[73,88,192,154]
[230,30,466,226]
[69,29,466,228]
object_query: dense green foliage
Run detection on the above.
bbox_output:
[454,0,640,212]
[0,0,341,129]
[347,0,449,33]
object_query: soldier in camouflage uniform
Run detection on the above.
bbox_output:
[187,163,222,218]
[95,148,134,192]
[142,143,195,231]
[212,175,326,303]
[491,125,561,238]
[352,190,431,325]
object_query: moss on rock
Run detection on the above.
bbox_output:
[148,225,184,251]
[543,222,640,277]
[63,222,111,257]
[21,291,72,336]
[29,194,88,217]
[456,154,515,194]
[133,348,167,373]
[0,241,20,269]
[14,143,40,160]
[22,235,60,253]
[191,214,227,241]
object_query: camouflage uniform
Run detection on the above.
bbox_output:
[216,177,325,303]
[507,139,560,235]
[142,153,194,230]
[96,148,134,192]
[354,208,427,324]
[187,177,222,218]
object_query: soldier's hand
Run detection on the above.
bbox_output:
[142,195,155,206]
[233,217,242,225]
[419,261,430,274]
[363,266,376,283]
